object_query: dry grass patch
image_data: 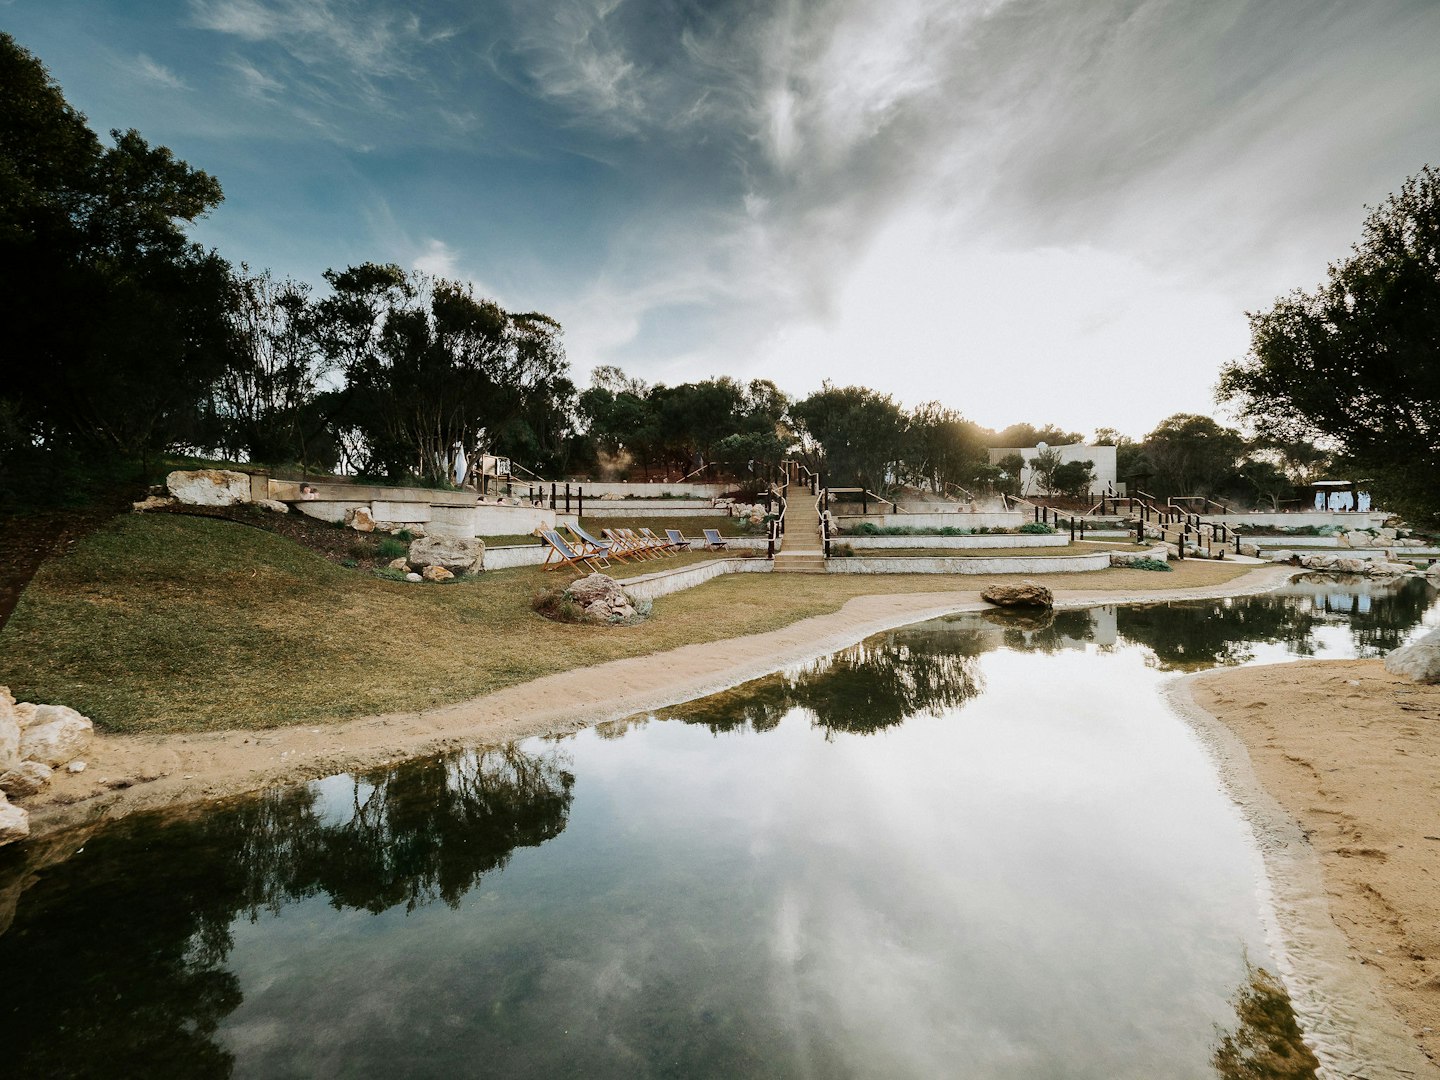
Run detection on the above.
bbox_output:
[0,515,1254,736]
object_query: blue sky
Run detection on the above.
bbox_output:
[7,0,1439,437]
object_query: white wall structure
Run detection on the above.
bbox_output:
[986,444,1118,497]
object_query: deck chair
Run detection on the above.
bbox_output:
[596,529,642,561]
[702,528,729,551]
[665,529,693,551]
[638,527,679,555]
[616,527,665,559]
[567,523,619,562]
[541,529,608,572]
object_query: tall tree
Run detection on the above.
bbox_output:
[1218,165,1440,523]
[1141,413,1243,497]
[791,384,905,491]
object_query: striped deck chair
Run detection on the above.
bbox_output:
[541,529,608,572]
[665,529,693,551]
[701,528,729,551]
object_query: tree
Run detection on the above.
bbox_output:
[791,384,905,491]
[1,32,230,469]
[993,452,1026,497]
[1028,446,1064,495]
[1051,459,1095,498]
[1140,413,1243,497]
[1218,165,1440,523]
[993,422,1083,447]
[900,402,987,494]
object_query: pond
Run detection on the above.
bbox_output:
[2,576,1436,1079]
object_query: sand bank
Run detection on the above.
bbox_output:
[21,565,1293,837]
[1174,661,1440,1077]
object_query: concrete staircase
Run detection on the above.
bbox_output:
[773,518,828,574]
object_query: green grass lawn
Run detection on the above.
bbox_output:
[0,514,1252,735]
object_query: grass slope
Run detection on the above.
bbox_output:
[0,515,1251,735]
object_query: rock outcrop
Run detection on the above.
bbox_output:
[167,469,251,506]
[408,535,484,575]
[980,580,1054,608]
[0,687,97,847]
[1384,628,1440,684]
[565,574,638,622]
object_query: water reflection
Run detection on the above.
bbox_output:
[1117,576,1436,671]
[1211,961,1321,1080]
[0,746,572,1078]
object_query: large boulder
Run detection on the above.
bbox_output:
[408,535,484,575]
[345,506,377,533]
[0,761,52,798]
[564,573,637,622]
[0,688,18,773]
[1368,561,1417,577]
[1301,553,1338,570]
[0,793,28,847]
[1331,557,1369,574]
[166,469,250,506]
[1384,628,1440,684]
[17,704,93,767]
[981,580,1054,609]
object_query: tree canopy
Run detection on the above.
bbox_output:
[1218,165,1440,522]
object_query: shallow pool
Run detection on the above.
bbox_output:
[1,576,1435,1078]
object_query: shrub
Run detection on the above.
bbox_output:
[395,529,415,542]
[342,558,359,568]
[377,537,408,560]
[1019,522,1056,534]
[373,566,410,581]
[830,543,856,557]
[531,585,586,624]
[348,539,373,559]
[1126,557,1172,571]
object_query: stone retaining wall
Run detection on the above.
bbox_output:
[844,533,1068,550]
[825,552,1114,574]
[618,558,773,602]
[834,512,1026,531]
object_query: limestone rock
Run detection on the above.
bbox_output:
[1239,544,1261,558]
[0,793,28,847]
[421,564,454,582]
[1369,561,1417,577]
[1268,550,1296,563]
[1301,553,1338,570]
[1378,527,1398,540]
[388,557,410,571]
[1332,557,1369,574]
[980,580,1054,609]
[256,499,290,514]
[564,573,638,622]
[132,495,178,512]
[408,535,484,575]
[167,468,250,506]
[405,573,423,582]
[17,705,93,767]
[0,760,53,798]
[346,506,377,533]
[0,687,17,773]
[65,760,87,774]
[1384,628,1440,684]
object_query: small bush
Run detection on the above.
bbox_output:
[1126,557,1172,571]
[342,558,359,568]
[1019,522,1056,534]
[830,543,856,557]
[531,585,587,624]
[348,539,373,560]
[373,566,411,581]
[377,537,408,560]
[394,529,415,542]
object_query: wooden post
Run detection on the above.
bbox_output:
[550,482,556,510]
[1069,517,1075,542]
[577,488,583,520]
[1177,533,1186,560]
[862,491,868,515]
[564,483,571,513]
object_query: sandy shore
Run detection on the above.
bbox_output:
[1176,661,1440,1077]
[21,564,1294,837]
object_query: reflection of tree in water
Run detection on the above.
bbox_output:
[982,608,1103,655]
[660,625,990,736]
[0,745,573,1078]
[1119,578,1438,671]
[1211,960,1320,1079]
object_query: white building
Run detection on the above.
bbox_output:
[986,443,1119,498]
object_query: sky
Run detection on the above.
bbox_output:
[6,0,1439,438]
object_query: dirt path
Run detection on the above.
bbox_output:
[21,564,1294,837]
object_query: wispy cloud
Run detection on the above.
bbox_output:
[132,52,189,90]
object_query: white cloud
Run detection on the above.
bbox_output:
[133,53,189,90]
[412,238,459,279]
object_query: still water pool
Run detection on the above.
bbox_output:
[2,576,1436,1078]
